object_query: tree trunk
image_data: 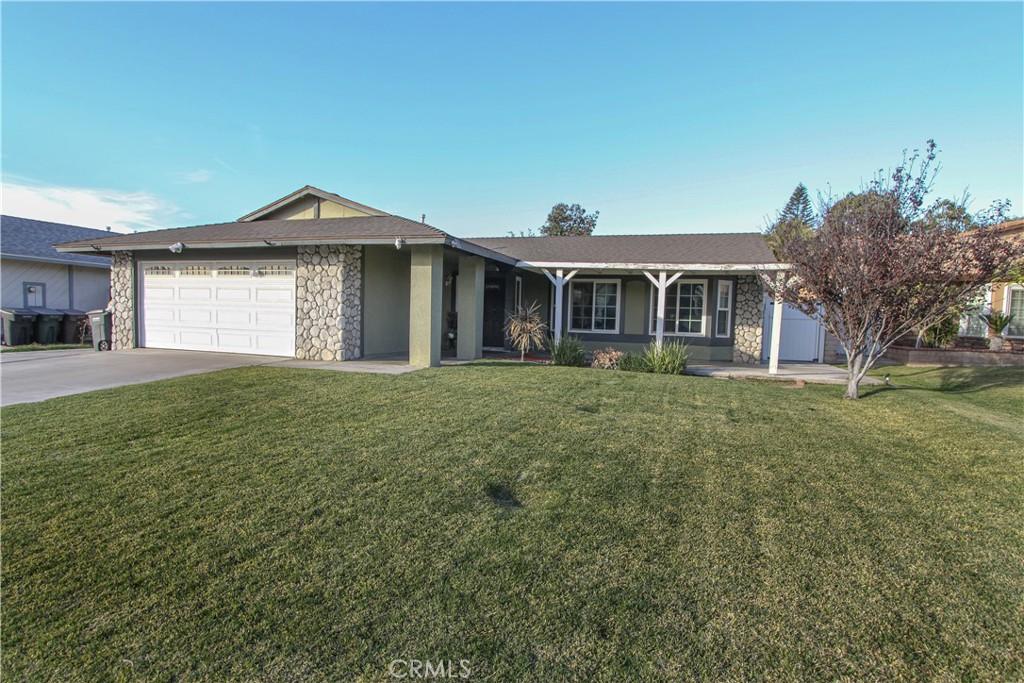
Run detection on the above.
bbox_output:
[845,354,862,399]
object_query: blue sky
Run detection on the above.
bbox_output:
[2,2,1021,235]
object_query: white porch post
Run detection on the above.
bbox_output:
[768,294,784,375]
[643,270,683,347]
[542,268,577,343]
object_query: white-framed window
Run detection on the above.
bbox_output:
[515,276,523,310]
[144,265,175,277]
[649,279,707,337]
[569,279,620,333]
[257,264,294,278]
[1005,285,1024,338]
[958,288,989,337]
[180,265,209,277]
[217,265,251,278]
[715,280,733,338]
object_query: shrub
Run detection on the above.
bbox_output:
[640,340,689,375]
[549,335,586,366]
[591,347,623,370]
[617,352,646,373]
[504,302,547,361]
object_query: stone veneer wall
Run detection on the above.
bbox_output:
[110,251,135,350]
[295,245,362,361]
[732,274,763,364]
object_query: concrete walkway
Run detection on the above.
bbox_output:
[686,361,880,385]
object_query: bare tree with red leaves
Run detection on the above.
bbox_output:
[764,141,1023,399]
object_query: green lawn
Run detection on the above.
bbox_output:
[2,364,1022,681]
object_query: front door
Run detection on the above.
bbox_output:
[482,278,506,348]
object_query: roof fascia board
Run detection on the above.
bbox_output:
[0,252,110,269]
[56,236,448,253]
[444,238,518,265]
[516,261,790,272]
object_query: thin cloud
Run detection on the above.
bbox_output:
[0,178,180,233]
[173,168,213,184]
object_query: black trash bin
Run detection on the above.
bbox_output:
[61,309,89,344]
[88,309,112,351]
[0,308,38,346]
[30,307,65,345]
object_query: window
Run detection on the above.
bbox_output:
[257,264,294,277]
[180,265,209,277]
[217,265,251,277]
[569,280,620,333]
[650,279,706,336]
[144,265,174,277]
[959,297,988,337]
[1006,287,1024,338]
[514,276,523,310]
[715,280,733,338]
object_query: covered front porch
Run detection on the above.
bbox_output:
[515,263,795,373]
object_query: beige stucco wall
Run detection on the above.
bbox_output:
[409,245,443,367]
[623,280,646,335]
[363,246,411,357]
[257,197,374,221]
[319,201,372,219]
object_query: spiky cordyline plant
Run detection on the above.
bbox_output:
[981,311,1014,336]
[504,302,547,362]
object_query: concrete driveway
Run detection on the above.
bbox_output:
[1,349,282,407]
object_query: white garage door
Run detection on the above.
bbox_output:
[762,298,824,362]
[139,261,296,357]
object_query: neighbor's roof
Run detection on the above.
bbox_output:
[465,233,778,267]
[1,215,112,268]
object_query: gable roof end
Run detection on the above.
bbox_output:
[237,185,390,221]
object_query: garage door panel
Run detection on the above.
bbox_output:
[179,308,213,324]
[140,261,296,357]
[217,287,252,302]
[255,288,292,304]
[179,287,212,301]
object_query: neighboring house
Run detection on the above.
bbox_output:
[959,219,1024,343]
[1,215,112,312]
[56,186,794,367]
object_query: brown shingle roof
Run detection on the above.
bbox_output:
[56,215,449,252]
[465,233,777,265]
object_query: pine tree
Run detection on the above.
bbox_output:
[765,184,816,258]
[779,183,815,225]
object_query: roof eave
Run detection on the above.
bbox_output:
[1,252,110,268]
[55,235,450,254]
[516,260,789,272]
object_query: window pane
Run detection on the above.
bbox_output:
[960,304,987,337]
[717,310,729,336]
[1008,290,1024,337]
[676,283,704,334]
[571,283,593,330]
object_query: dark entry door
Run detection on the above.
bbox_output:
[483,278,506,348]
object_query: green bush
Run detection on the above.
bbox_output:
[640,340,688,375]
[549,335,587,366]
[617,352,646,373]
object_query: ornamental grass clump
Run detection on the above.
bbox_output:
[591,347,623,370]
[503,302,547,362]
[617,352,646,373]
[549,335,586,366]
[640,340,689,375]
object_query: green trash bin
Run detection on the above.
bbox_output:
[30,307,64,345]
[61,309,88,344]
[0,308,37,346]
[88,309,112,351]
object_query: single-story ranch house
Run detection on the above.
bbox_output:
[57,186,796,368]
